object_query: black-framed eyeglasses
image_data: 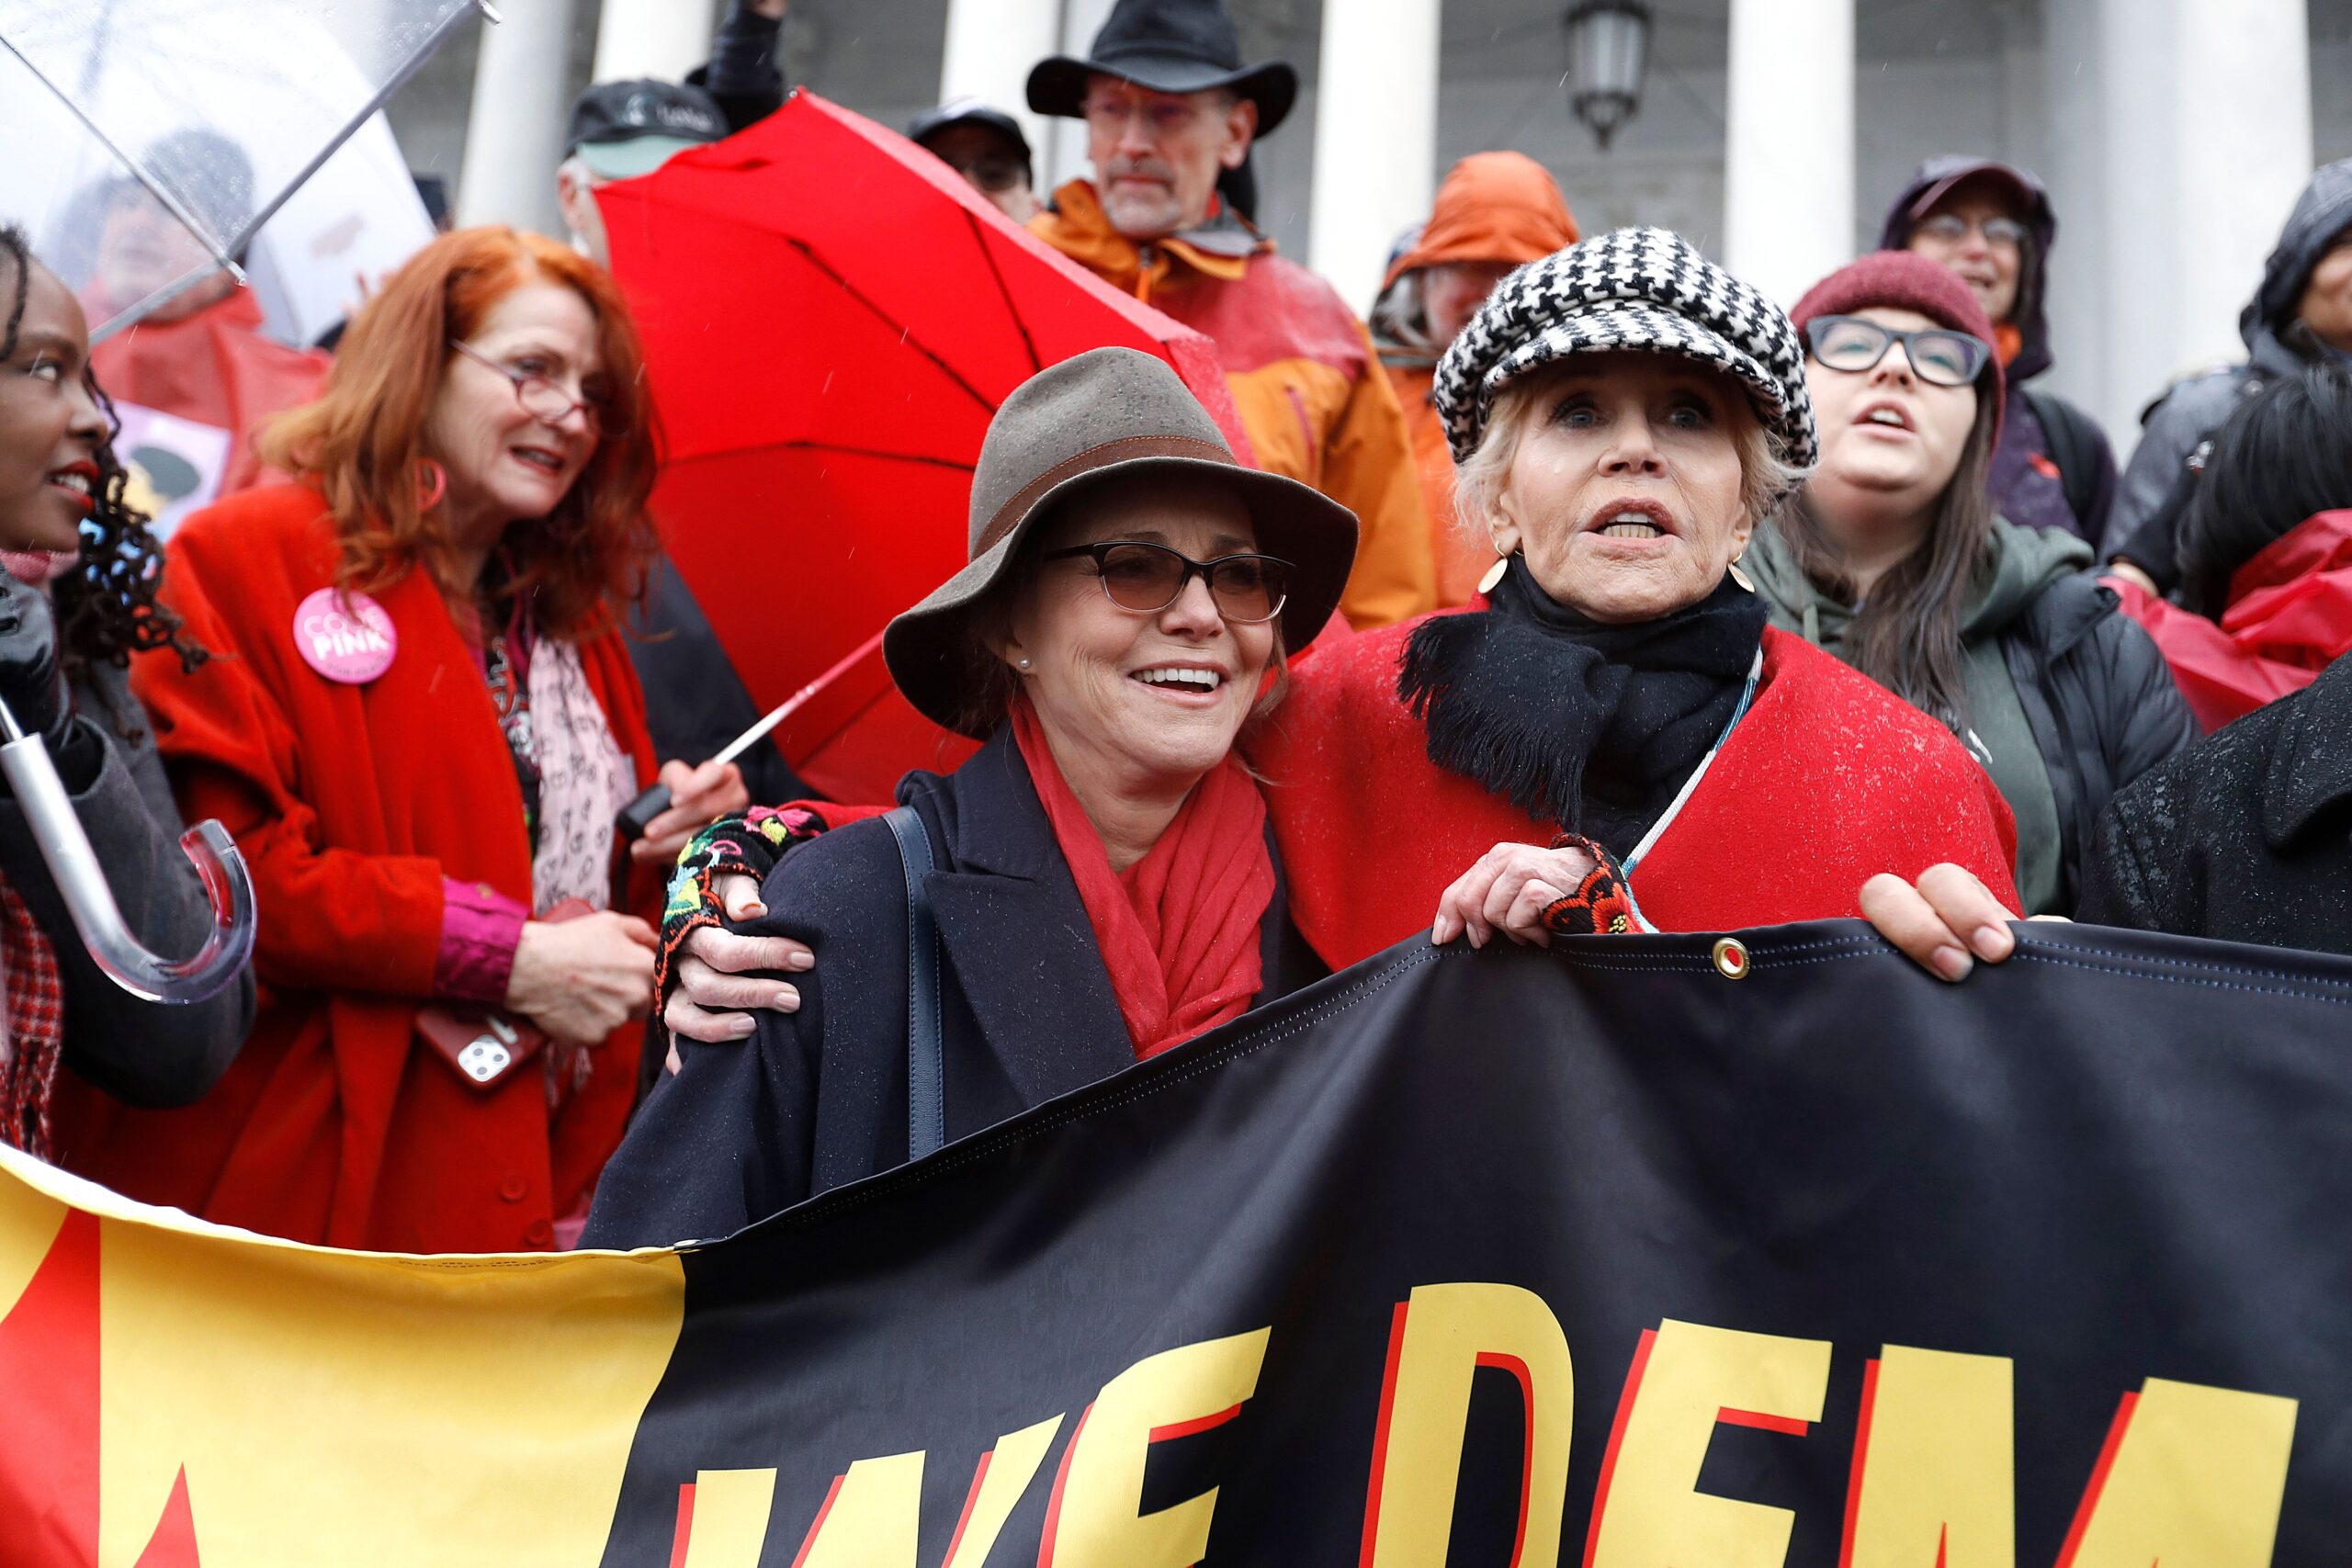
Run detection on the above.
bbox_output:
[1042,540,1294,624]
[1804,316,1993,389]
[447,338,624,437]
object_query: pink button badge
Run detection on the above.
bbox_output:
[294,588,397,684]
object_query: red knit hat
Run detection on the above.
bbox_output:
[1791,250,2005,446]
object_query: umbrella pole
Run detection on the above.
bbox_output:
[0,694,253,1004]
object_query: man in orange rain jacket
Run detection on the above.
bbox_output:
[1025,0,1433,628]
[1369,152,1578,605]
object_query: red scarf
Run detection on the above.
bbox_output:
[1010,697,1273,1059]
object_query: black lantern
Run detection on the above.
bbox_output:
[1565,0,1652,151]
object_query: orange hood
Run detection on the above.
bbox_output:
[1382,152,1578,293]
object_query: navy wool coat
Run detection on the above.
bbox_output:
[583,727,1326,1248]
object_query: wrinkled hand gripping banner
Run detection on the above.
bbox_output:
[5,921,2350,1566]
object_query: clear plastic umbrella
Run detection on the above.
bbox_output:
[0,0,483,339]
[0,0,482,1001]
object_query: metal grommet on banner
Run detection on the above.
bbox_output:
[1711,937,1750,980]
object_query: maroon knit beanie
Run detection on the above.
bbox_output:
[1791,250,2005,446]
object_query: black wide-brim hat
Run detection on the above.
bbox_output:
[885,348,1357,738]
[1027,0,1298,137]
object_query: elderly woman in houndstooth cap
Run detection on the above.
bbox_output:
[665,231,2032,1051]
[1243,227,2024,964]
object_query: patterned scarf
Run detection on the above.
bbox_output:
[525,638,634,914]
[0,876,65,1158]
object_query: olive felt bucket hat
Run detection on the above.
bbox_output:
[883,347,1358,737]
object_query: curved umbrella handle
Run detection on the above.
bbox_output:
[0,732,254,1004]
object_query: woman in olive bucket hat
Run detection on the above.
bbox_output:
[660,231,2032,1076]
[585,346,1354,1244]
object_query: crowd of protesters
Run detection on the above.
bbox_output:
[0,0,2346,1255]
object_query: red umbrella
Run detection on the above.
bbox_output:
[598,92,1250,803]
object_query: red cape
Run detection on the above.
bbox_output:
[2111,509,2352,732]
[50,486,660,1253]
[1246,620,2021,969]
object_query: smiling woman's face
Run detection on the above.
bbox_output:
[1487,353,1756,624]
[0,257,107,554]
[1002,469,1276,798]
[1804,307,1978,522]
[423,277,605,539]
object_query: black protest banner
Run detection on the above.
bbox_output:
[600,921,2352,1566]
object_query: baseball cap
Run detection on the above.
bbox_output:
[565,80,728,180]
[907,97,1033,164]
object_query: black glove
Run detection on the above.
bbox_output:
[0,573,99,791]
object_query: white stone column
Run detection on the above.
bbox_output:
[2089,0,2312,437]
[592,0,718,85]
[2036,0,2109,433]
[939,0,1064,175]
[456,0,582,233]
[1045,0,1116,192]
[1723,0,1853,306]
[1304,0,1441,316]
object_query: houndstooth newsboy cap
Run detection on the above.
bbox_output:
[1433,226,1818,486]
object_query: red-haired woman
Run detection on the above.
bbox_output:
[50,228,746,1253]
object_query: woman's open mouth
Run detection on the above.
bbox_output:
[1131,665,1227,700]
[1586,498,1679,541]
[45,462,99,515]
[1853,400,1917,435]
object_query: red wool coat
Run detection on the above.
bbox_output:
[1247,621,2021,969]
[50,485,660,1253]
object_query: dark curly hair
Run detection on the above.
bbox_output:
[2,226,209,718]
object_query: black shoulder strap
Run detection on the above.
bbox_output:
[882,805,945,1161]
[2022,388,2098,526]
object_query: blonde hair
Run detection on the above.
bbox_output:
[1450,365,1801,548]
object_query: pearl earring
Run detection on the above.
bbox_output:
[1016,657,1033,671]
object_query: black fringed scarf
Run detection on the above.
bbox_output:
[1397,558,1768,857]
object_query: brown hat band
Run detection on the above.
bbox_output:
[975,434,1235,558]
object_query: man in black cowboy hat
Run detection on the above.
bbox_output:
[1024,0,1435,628]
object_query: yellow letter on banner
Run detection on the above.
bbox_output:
[1586,1320,1832,1568]
[944,1416,1066,1568]
[1360,1282,1576,1568]
[792,1451,924,1568]
[676,1469,778,1568]
[2059,1379,2296,1568]
[1841,1348,2016,1568]
[1041,1327,1271,1568]
[764,1416,1064,1568]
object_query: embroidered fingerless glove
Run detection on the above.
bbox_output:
[657,805,832,996]
[1539,833,1638,936]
